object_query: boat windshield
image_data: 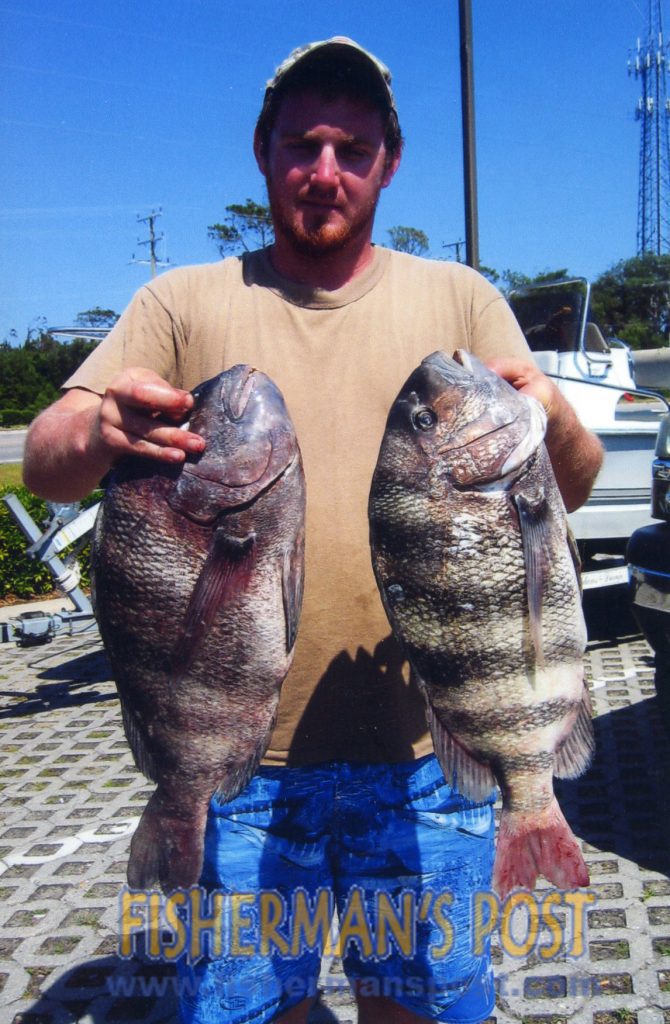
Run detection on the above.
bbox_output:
[509,280,589,354]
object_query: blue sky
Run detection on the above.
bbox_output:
[0,0,656,343]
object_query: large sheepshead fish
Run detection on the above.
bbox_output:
[369,349,594,896]
[92,365,305,893]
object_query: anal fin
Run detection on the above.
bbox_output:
[120,699,157,781]
[554,684,595,779]
[424,697,496,803]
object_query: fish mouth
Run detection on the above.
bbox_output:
[190,365,259,424]
[222,365,257,422]
[422,348,474,383]
[183,367,277,489]
[420,348,546,480]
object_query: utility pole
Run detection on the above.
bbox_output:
[131,208,171,277]
[443,239,466,262]
[629,0,670,255]
[459,0,480,270]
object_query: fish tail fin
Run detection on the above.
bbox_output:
[127,791,208,893]
[492,797,589,898]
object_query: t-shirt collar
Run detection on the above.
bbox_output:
[242,246,389,309]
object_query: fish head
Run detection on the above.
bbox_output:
[388,349,547,489]
[169,365,300,522]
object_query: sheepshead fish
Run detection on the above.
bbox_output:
[369,349,594,896]
[92,365,305,892]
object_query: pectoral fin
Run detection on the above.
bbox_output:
[171,528,255,682]
[282,541,304,653]
[567,524,583,596]
[514,492,551,669]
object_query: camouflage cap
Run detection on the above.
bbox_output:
[264,36,396,113]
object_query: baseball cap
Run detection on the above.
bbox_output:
[264,36,396,113]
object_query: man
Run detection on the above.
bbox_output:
[23,38,603,1024]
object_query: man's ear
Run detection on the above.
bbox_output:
[254,128,268,176]
[381,147,402,189]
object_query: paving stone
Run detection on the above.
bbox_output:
[593,1014,638,1024]
[589,939,631,960]
[645,880,670,897]
[523,975,568,999]
[649,907,670,925]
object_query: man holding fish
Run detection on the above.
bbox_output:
[24,37,603,1024]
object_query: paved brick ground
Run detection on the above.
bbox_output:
[0,589,668,1024]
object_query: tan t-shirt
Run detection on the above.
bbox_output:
[66,246,531,766]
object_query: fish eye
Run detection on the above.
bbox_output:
[413,408,437,431]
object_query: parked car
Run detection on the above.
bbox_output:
[627,413,670,731]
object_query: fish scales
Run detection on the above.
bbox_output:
[369,349,594,896]
[92,365,305,893]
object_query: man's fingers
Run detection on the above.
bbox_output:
[128,380,195,419]
[113,433,191,464]
[104,369,194,420]
[98,404,205,462]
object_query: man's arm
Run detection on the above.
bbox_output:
[487,357,604,513]
[22,367,206,503]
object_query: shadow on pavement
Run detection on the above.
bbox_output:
[36,647,113,684]
[557,696,670,876]
[582,585,641,647]
[1,644,115,718]
[20,954,179,1024]
[554,587,670,876]
[21,952,343,1023]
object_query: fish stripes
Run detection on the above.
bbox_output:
[443,697,584,734]
[369,349,594,896]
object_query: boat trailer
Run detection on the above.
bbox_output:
[1,495,100,646]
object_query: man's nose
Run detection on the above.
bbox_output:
[310,146,339,188]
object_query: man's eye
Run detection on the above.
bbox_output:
[287,141,314,154]
[413,408,437,431]
[341,146,370,160]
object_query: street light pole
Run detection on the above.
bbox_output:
[459,0,480,270]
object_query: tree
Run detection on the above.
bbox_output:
[387,226,429,257]
[491,268,571,297]
[0,327,99,425]
[208,199,274,257]
[75,307,120,329]
[591,253,670,349]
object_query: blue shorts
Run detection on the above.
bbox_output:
[177,754,496,1024]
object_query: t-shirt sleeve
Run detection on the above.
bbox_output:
[62,280,185,394]
[467,273,533,364]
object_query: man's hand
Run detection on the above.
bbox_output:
[485,357,557,421]
[23,367,206,503]
[94,367,206,465]
[485,356,604,513]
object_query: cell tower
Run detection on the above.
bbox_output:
[629,0,670,255]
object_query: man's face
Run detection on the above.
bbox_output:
[255,90,400,257]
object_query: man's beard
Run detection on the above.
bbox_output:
[267,183,380,258]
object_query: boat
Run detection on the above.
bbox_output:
[508,277,669,588]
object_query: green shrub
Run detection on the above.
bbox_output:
[0,409,27,428]
[0,485,99,602]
